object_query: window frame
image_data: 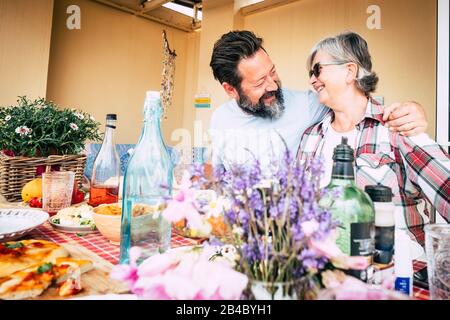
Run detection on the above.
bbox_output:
[437,0,449,150]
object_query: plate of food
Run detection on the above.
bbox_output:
[0,209,49,242]
[173,190,230,240]
[49,205,97,234]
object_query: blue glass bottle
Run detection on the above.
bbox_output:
[119,91,173,264]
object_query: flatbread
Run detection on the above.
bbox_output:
[0,240,93,300]
[0,240,69,278]
[0,265,54,300]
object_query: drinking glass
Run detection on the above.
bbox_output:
[42,171,75,215]
[425,224,450,300]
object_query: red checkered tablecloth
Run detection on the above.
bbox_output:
[412,260,429,300]
[27,222,203,265]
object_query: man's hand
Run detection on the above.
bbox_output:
[382,101,428,136]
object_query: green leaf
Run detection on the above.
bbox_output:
[5,242,24,249]
[53,218,60,224]
[37,262,53,274]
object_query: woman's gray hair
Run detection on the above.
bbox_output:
[307,31,379,96]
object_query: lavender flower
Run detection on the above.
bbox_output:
[199,147,341,286]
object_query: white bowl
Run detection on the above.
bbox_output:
[92,203,122,244]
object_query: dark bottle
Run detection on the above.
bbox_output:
[325,137,375,282]
[365,185,395,265]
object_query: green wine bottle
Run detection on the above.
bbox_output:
[326,137,375,282]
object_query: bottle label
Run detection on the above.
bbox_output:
[346,222,375,282]
[350,222,375,256]
[395,277,412,296]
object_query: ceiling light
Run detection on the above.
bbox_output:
[162,2,202,21]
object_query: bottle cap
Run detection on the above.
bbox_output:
[365,185,394,202]
[146,91,161,101]
[332,137,355,162]
[106,114,117,120]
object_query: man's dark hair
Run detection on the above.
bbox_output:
[210,30,264,88]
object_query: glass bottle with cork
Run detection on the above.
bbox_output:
[119,91,173,264]
[324,137,375,282]
[88,114,120,207]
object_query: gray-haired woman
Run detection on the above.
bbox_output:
[297,31,450,246]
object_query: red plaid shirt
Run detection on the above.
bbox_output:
[297,100,450,245]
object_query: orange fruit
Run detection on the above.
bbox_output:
[21,178,42,203]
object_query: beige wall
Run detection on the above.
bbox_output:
[2,0,437,147]
[46,0,191,145]
[194,0,437,138]
[181,31,201,140]
[244,0,437,137]
[193,0,237,136]
[0,0,54,106]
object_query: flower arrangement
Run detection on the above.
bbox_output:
[0,96,101,157]
[112,148,374,300]
[160,150,370,299]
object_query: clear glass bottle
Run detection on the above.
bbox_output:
[88,114,120,207]
[325,137,375,282]
[119,91,173,264]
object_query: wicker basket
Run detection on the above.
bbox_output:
[0,154,86,202]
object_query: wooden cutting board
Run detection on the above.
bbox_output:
[33,243,129,300]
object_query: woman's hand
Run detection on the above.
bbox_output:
[382,101,428,136]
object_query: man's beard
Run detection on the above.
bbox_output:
[236,81,285,119]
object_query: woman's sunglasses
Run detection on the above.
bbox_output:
[309,61,348,78]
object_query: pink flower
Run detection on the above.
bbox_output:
[112,245,248,300]
[137,252,179,277]
[163,273,200,299]
[133,276,170,299]
[162,170,203,229]
[301,219,320,237]
[309,231,369,270]
[110,264,139,288]
[110,247,141,287]
[309,231,341,259]
[331,255,370,270]
[334,276,372,300]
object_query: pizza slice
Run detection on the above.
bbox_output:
[53,257,94,284]
[0,257,93,300]
[0,263,55,300]
[0,240,69,278]
[58,267,82,297]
